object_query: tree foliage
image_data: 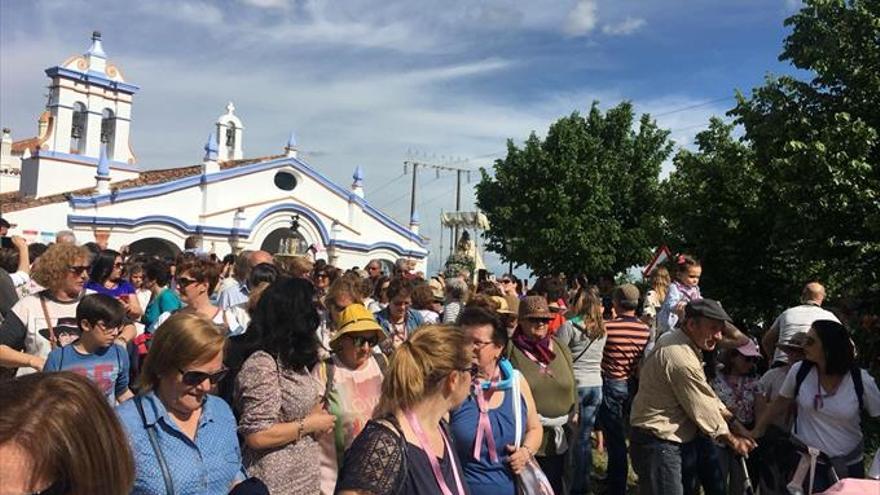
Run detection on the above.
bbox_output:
[663,0,880,326]
[476,102,672,276]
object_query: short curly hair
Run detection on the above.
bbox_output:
[31,244,91,292]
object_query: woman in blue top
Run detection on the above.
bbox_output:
[116,312,246,494]
[449,306,542,495]
[86,249,143,345]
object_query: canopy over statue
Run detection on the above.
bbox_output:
[441,211,488,281]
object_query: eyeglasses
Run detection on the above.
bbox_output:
[350,335,380,347]
[113,262,124,268]
[67,265,90,274]
[95,321,121,335]
[472,338,495,349]
[178,368,229,386]
[500,279,512,284]
[526,317,551,325]
[177,277,198,288]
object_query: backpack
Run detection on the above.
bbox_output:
[793,361,864,411]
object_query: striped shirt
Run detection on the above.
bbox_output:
[601,315,650,380]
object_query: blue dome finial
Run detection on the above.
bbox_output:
[352,165,364,184]
[96,144,110,177]
[204,132,218,161]
[286,131,297,149]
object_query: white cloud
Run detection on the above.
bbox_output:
[563,0,598,36]
[602,17,646,36]
[240,0,289,8]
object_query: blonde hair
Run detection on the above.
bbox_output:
[0,372,135,494]
[374,325,470,418]
[31,244,91,292]
[650,266,671,303]
[138,312,226,393]
[569,285,605,339]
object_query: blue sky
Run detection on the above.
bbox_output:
[0,0,803,277]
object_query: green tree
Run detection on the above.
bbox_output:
[664,0,879,325]
[476,101,672,276]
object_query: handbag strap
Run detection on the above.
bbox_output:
[512,369,523,448]
[135,396,175,495]
[38,296,57,349]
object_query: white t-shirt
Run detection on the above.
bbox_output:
[771,304,839,363]
[151,306,247,336]
[779,361,880,457]
[758,365,792,429]
[0,292,81,376]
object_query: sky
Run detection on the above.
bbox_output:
[0,0,804,278]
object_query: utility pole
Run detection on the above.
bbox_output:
[454,170,462,244]
[404,158,473,253]
[408,162,419,223]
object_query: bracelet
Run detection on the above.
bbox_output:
[297,418,306,441]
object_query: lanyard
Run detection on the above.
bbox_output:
[521,348,553,377]
[403,410,465,495]
[473,374,500,463]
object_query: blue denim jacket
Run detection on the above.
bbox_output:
[117,392,246,494]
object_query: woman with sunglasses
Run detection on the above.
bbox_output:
[234,277,336,495]
[752,320,880,492]
[507,295,576,495]
[336,324,474,495]
[150,258,246,336]
[85,249,143,322]
[117,312,247,493]
[0,244,91,376]
[314,303,388,494]
[449,306,543,495]
[1,371,135,494]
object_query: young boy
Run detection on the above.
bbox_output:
[43,293,134,404]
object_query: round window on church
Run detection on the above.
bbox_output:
[274,171,298,191]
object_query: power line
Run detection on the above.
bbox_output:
[368,172,407,197]
[652,96,734,118]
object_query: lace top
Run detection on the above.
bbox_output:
[335,417,470,495]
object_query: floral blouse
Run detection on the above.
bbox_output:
[712,374,760,425]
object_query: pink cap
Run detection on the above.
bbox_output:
[736,340,761,358]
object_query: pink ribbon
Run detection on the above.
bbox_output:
[473,378,500,463]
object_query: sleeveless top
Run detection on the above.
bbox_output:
[449,388,527,495]
[335,417,471,495]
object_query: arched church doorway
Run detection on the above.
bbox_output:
[260,228,308,256]
[128,237,181,260]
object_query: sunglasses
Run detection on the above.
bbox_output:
[455,363,478,379]
[67,265,90,274]
[315,273,329,279]
[350,335,380,347]
[526,317,551,324]
[179,368,228,386]
[113,262,124,268]
[177,277,199,288]
[500,279,512,284]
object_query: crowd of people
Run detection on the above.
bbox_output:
[0,229,879,495]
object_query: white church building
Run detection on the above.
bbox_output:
[0,32,428,270]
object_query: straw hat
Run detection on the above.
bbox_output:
[329,304,384,349]
[489,296,516,315]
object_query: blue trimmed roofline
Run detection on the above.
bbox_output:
[37,149,139,172]
[46,66,139,94]
[67,203,428,259]
[69,154,427,247]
